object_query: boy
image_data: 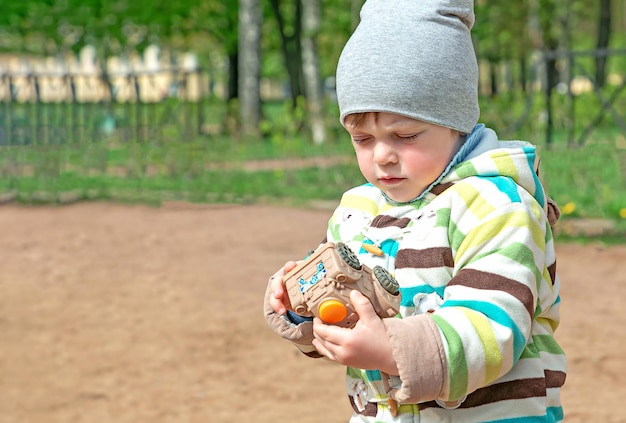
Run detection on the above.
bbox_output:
[264,0,566,421]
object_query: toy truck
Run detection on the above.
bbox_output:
[283,242,401,328]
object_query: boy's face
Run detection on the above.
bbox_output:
[344,112,462,203]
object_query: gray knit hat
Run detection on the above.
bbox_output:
[336,0,479,134]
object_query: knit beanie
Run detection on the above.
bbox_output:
[336,0,479,134]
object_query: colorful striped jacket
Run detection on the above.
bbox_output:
[264,125,566,422]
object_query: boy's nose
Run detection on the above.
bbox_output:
[373,141,397,165]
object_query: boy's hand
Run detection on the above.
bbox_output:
[268,261,298,315]
[312,290,398,375]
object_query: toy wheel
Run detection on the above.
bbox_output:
[373,266,400,295]
[336,242,361,270]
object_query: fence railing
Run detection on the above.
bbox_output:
[0,67,211,145]
[483,48,626,147]
[0,48,625,147]
[541,48,626,147]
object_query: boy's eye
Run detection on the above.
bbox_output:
[352,136,371,144]
[395,133,420,142]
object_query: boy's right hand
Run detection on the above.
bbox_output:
[268,261,298,315]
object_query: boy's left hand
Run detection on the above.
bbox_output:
[312,290,398,375]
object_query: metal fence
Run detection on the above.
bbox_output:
[0,48,623,206]
[480,48,626,147]
[541,48,626,146]
[0,66,212,145]
[0,48,625,147]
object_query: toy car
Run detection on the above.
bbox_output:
[283,242,401,328]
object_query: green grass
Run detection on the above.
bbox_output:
[1,134,624,243]
[1,98,625,241]
[1,132,624,217]
[0,135,362,206]
[540,142,626,221]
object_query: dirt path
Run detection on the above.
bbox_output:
[0,203,624,422]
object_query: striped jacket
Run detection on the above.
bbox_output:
[264,125,566,422]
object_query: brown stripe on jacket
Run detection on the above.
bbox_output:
[396,247,454,269]
[430,182,454,196]
[349,396,378,416]
[419,371,564,410]
[448,268,535,318]
[548,260,557,286]
[370,215,411,229]
[545,369,566,389]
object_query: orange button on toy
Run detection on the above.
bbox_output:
[318,299,348,324]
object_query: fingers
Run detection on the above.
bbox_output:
[350,290,377,321]
[313,292,394,370]
[269,280,287,315]
[313,291,375,343]
[312,318,340,361]
[284,260,298,273]
[268,261,298,315]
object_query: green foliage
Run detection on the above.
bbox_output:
[474,0,530,61]
[0,0,230,56]
[260,97,308,153]
[477,78,626,147]
[541,141,626,221]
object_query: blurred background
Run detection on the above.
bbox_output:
[0,0,624,235]
[1,3,625,423]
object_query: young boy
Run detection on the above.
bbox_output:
[264,0,566,421]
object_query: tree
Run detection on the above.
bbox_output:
[300,0,326,144]
[183,2,239,100]
[474,0,530,95]
[268,0,304,107]
[239,0,262,137]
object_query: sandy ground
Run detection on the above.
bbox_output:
[0,202,625,423]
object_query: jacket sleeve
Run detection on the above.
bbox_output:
[263,273,324,358]
[383,314,449,404]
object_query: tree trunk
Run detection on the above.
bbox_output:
[558,0,575,147]
[489,61,498,96]
[269,0,304,107]
[595,0,612,88]
[519,55,527,92]
[300,0,326,145]
[227,52,238,100]
[238,0,262,137]
[528,0,559,147]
